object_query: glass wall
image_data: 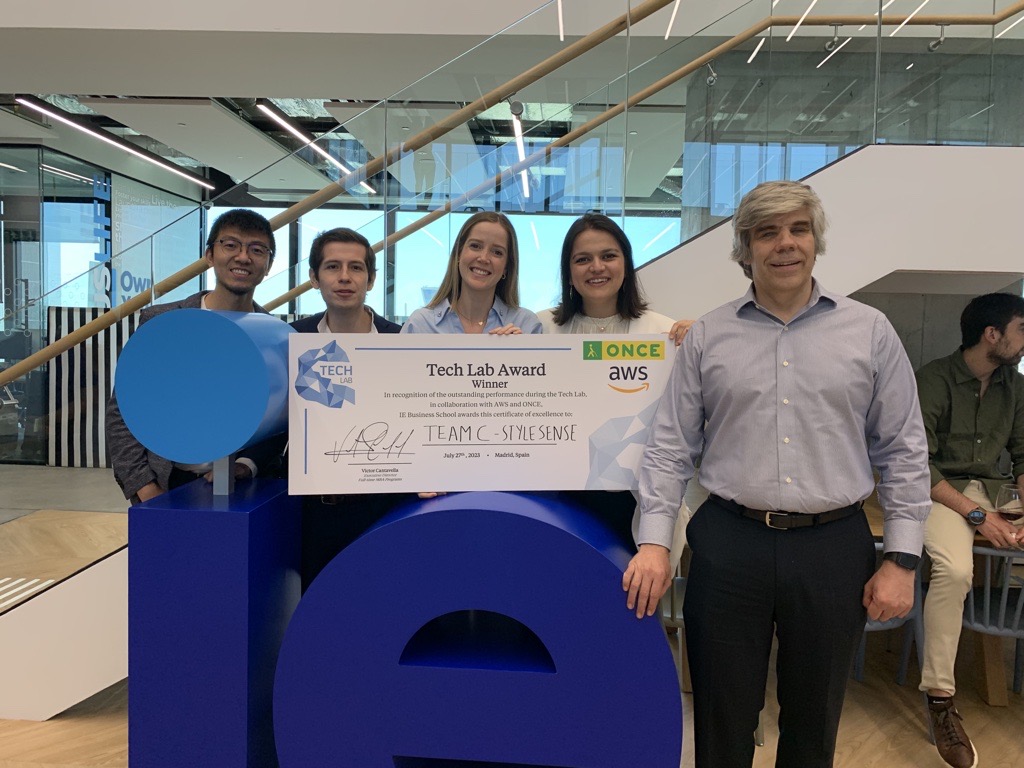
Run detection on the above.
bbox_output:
[111,174,202,307]
[0,147,42,462]
[0,146,204,463]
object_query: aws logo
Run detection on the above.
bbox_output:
[583,340,664,393]
[295,341,356,408]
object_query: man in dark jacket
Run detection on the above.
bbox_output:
[106,209,278,503]
[292,227,400,335]
[292,227,401,588]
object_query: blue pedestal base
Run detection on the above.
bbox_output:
[129,479,300,768]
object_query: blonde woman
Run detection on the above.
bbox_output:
[403,212,541,335]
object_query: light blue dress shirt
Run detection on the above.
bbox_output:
[401,296,543,334]
[638,281,931,555]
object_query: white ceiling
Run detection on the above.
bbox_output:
[79,98,329,192]
[0,0,1018,203]
[0,0,740,36]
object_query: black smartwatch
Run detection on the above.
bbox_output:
[966,508,987,526]
[883,551,920,571]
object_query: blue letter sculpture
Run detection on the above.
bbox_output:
[274,492,682,768]
[122,311,683,767]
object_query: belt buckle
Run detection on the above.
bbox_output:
[764,511,788,530]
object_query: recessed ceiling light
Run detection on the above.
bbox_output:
[15,96,215,190]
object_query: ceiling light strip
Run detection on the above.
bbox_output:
[41,163,93,183]
[816,37,852,68]
[257,103,374,194]
[15,97,215,191]
[664,0,681,40]
[890,0,932,37]
[747,37,767,64]
[786,0,819,42]
[557,0,565,41]
[512,114,530,199]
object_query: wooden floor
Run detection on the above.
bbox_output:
[0,510,127,615]
[0,630,1020,767]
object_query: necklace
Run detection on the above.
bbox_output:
[572,313,629,334]
[455,308,486,327]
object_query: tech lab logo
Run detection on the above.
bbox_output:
[295,341,356,408]
[583,339,665,393]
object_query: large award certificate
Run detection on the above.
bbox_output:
[288,334,676,494]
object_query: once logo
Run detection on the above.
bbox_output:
[583,340,665,361]
[294,341,356,408]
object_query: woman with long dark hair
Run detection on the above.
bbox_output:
[539,213,692,562]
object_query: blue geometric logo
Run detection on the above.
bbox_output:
[294,341,356,408]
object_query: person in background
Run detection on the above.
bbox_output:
[106,208,279,504]
[629,181,930,768]
[538,212,693,562]
[402,211,541,335]
[915,292,1024,768]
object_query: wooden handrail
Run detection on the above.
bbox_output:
[2,0,1022,384]
[0,0,676,386]
[266,0,1024,311]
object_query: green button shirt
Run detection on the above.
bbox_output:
[915,349,1024,505]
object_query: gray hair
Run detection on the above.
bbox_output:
[730,181,828,279]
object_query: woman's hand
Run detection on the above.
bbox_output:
[668,319,694,346]
[489,323,523,336]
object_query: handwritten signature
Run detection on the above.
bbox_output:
[325,421,414,463]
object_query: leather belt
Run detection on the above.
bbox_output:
[709,494,863,530]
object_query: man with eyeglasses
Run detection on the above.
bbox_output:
[106,208,279,504]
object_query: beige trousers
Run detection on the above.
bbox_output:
[919,480,992,694]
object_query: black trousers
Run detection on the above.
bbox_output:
[300,493,400,591]
[683,496,876,768]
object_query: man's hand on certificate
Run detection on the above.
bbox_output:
[862,559,915,622]
[623,543,672,619]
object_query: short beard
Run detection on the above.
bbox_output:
[988,349,1022,368]
[220,281,254,298]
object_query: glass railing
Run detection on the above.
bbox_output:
[0,0,690,462]
[3,0,1023,464]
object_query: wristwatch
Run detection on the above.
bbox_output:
[966,508,987,526]
[883,551,921,571]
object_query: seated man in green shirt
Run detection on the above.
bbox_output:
[916,292,1024,768]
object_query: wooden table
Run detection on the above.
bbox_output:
[863,494,1011,706]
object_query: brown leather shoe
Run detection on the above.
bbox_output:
[928,697,977,768]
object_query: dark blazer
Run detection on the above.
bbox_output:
[290,308,401,334]
[105,291,274,500]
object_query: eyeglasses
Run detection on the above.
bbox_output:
[215,238,273,259]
